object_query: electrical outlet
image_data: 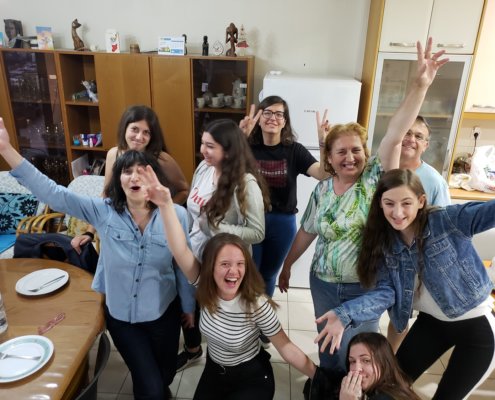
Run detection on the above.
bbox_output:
[473,126,481,138]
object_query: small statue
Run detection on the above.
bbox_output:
[202,35,209,56]
[71,19,87,51]
[81,80,98,103]
[182,34,188,55]
[225,22,238,57]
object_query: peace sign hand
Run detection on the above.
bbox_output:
[316,109,331,145]
[139,165,173,208]
[239,104,262,137]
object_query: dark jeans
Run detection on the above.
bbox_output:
[105,297,181,400]
[397,311,495,400]
[182,301,202,349]
[194,349,274,400]
[253,212,297,297]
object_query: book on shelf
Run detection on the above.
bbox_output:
[36,26,54,50]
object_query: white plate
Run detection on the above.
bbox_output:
[16,268,69,296]
[0,335,54,383]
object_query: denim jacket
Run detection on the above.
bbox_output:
[334,200,495,332]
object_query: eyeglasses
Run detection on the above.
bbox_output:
[261,110,285,120]
[404,131,428,142]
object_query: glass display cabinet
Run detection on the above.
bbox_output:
[1,49,69,185]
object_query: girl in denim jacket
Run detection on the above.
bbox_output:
[316,169,495,399]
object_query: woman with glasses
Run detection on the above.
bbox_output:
[239,96,328,315]
[278,39,448,373]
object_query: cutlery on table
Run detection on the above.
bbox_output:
[27,275,66,293]
[0,352,41,361]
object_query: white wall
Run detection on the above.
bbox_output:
[0,0,370,99]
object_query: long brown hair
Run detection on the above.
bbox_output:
[247,95,296,145]
[357,169,430,287]
[202,119,270,227]
[196,233,277,314]
[322,123,369,176]
[347,333,421,400]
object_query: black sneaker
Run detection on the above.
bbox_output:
[176,345,203,372]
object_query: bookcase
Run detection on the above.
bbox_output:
[0,48,254,183]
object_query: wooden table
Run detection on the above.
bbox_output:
[0,258,104,399]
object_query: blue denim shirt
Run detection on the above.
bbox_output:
[11,160,195,323]
[333,200,495,332]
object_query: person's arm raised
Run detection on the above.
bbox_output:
[140,165,200,283]
[0,118,23,168]
[378,38,448,171]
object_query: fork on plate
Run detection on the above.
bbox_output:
[0,352,41,361]
[27,275,65,293]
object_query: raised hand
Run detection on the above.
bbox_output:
[0,118,11,151]
[314,310,345,355]
[415,37,449,89]
[139,165,173,207]
[316,109,331,145]
[239,104,262,136]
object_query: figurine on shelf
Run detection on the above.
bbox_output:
[82,80,98,103]
[71,19,88,51]
[202,35,209,56]
[236,25,249,56]
[225,22,238,57]
[182,34,188,55]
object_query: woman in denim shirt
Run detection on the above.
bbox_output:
[317,169,495,399]
[0,120,194,400]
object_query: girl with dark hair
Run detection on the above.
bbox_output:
[316,169,495,399]
[176,118,270,371]
[71,105,189,252]
[137,165,317,399]
[239,95,327,300]
[0,120,194,399]
[341,332,420,400]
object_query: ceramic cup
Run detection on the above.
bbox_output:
[224,95,233,106]
[197,97,206,108]
[211,97,221,107]
[233,97,243,108]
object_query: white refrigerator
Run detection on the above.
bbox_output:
[261,72,361,288]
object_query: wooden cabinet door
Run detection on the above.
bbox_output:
[95,54,151,149]
[150,56,194,182]
[379,0,433,52]
[429,0,484,54]
[464,0,495,110]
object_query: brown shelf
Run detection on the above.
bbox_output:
[450,188,495,201]
[70,145,106,152]
[462,112,495,121]
[195,107,247,114]
[65,100,99,107]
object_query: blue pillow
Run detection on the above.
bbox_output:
[0,193,39,234]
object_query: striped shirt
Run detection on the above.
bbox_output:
[200,295,282,366]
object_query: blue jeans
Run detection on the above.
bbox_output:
[310,274,380,372]
[105,297,181,400]
[253,212,297,297]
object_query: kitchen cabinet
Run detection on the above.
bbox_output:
[359,0,482,178]
[463,0,495,115]
[379,0,483,54]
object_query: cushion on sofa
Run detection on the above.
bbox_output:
[0,193,39,234]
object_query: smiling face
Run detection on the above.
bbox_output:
[380,185,426,244]
[125,119,151,151]
[259,103,286,140]
[200,131,225,168]
[348,343,379,391]
[213,244,246,301]
[401,120,430,164]
[327,133,366,182]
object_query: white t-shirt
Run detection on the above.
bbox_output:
[200,295,282,366]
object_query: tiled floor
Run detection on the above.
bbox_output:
[92,287,495,399]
